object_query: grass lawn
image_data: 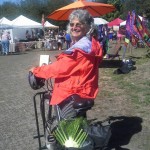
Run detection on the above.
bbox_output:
[86,45,150,149]
[92,44,150,128]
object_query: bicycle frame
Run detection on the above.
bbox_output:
[33,91,49,150]
[32,77,91,150]
[32,77,65,150]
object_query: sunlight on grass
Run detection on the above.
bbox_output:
[100,47,150,107]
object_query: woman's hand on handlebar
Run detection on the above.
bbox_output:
[29,67,37,73]
[29,63,47,72]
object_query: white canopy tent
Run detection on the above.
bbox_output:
[44,21,59,28]
[0,18,13,43]
[9,15,43,42]
[0,17,12,29]
[94,18,108,25]
[11,15,42,28]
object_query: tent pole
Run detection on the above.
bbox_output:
[43,26,45,51]
[41,14,46,51]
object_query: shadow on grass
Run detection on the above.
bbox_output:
[128,56,142,59]
[99,59,122,68]
[107,116,143,150]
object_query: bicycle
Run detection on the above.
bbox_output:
[28,71,112,150]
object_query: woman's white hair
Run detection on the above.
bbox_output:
[68,9,98,38]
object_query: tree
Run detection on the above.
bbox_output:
[0,0,149,29]
[102,0,123,21]
[0,2,20,20]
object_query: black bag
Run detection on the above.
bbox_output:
[114,59,136,74]
[86,123,111,149]
[64,123,111,150]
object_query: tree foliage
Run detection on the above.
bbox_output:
[0,0,149,29]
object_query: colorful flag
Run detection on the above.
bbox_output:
[125,11,132,39]
[135,15,150,47]
[131,11,141,40]
[125,10,144,47]
[142,16,149,33]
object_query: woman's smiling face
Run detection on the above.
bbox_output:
[70,17,88,42]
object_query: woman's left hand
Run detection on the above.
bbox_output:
[29,67,36,72]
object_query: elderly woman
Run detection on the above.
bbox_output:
[30,9,103,119]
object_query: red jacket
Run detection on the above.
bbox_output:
[33,37,103,105]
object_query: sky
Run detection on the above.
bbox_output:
[0,0,20,5]
[0,0,93,5]
[0,0,93,4]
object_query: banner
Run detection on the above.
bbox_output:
[125,10,150,47]
[125,11,140,46]
[135,14,150,47]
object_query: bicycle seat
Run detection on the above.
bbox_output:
[72,95,94,111]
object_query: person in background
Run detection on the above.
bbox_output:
[97,24,109,57]
[0,31,3,41]
[50,29,55,39]
[31,29,36,40]
[117,30,124,43]
[65,30,72,49]
[30,9,103,120]
[25,30,31,41]
[57,31,64,50]
[0,31,3,53]
[108,28,114,42]
[1,31,11,55]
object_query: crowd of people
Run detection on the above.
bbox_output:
[0,15,126,57]
[25,29,44,42]
[43,24,125,55]
[0,28,73,55]
[44,29,72,50]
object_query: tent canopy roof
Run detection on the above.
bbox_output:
[108,18,124,27]
[0,17,12,29]
[11,15,42,28]
[94,17,108,25]
[44,21,59,28]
